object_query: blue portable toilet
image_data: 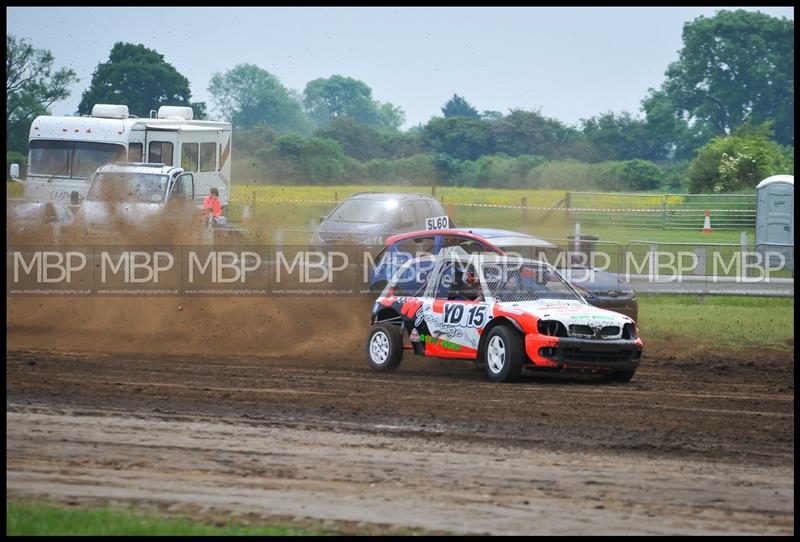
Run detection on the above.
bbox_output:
[756,175,793,270]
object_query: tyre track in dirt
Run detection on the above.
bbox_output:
[6,344,794,534]
[7,347,794,465]
[6,404,794,535]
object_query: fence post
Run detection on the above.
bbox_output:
[252,190,256,218]
[334,191,338,204]
[661,194,667,230]
[649,243,657,280]
[565,192,572,222]
[521,197,528,229]
[740,231,748,279]
[431,186,436,197]
[694,246,706,276]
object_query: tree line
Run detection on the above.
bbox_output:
[6,9,794,193]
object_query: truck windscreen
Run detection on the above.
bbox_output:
[86,173,169,203]
[29,141,126,178]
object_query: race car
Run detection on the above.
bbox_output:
[367,249,643,383]
[368,228,638,321]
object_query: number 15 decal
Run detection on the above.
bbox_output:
[443,303,487,327]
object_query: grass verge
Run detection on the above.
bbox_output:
[637,295,794,352]
[6,501,333,536]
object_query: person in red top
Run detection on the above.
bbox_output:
[203,187,224,227]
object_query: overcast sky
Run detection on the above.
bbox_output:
[6,6,794,130]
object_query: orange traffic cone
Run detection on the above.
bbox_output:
[703,209,712,233]
[241,203,252,225]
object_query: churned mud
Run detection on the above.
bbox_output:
[6,339,794,534]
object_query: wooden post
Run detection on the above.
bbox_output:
[431,186,436,197]
[252,190,256,218]
[334,191,338,204]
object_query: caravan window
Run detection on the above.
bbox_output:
[181,143,198,172]
[72,142,126,178]
[29,140,125,178]
[199,142,216,172]
[149,141,174,166]
[29,141,71,176]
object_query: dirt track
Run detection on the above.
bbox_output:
[6,309,795,535]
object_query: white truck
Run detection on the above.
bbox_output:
[9,104,232,208]
[71,161,246,244]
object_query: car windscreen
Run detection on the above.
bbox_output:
[482,262,584,303]
[86,172,169,203]
[327,198,399,223]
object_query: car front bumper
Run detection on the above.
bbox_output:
[525,335,643,372]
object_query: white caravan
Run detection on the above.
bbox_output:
[9,104,232,207]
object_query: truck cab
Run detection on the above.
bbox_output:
[74,162,197,240]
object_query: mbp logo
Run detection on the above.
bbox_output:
[187,251,262,283]
[100,251,175,283]
[13,251,87,283]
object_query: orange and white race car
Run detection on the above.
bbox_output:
[367,250,643,383]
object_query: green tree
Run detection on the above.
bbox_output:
[686,122,794,193]
[492,109,581,160]
[302,75,404,130]
[314,117,384,161]
[208,63,311,133]
[6,34,78,154]
[640,89,701,160]
[595,160,666,191]
[656,10,794,145]
[423,116,494,161]
[580,112,652,161]
[441,94,480,119]
[256,135,347,184]
[78,43,205,119]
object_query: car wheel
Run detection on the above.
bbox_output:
[483,326,524,383]
[604,368,636,383]
[367,323,403,372]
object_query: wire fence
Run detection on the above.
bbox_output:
[566,192,756,230]
[228,189,758,231]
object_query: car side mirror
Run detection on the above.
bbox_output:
[9,163,21,181]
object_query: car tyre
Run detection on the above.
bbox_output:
[604,368,636,383]
[483,326,524,383]
[367,323,403,372]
